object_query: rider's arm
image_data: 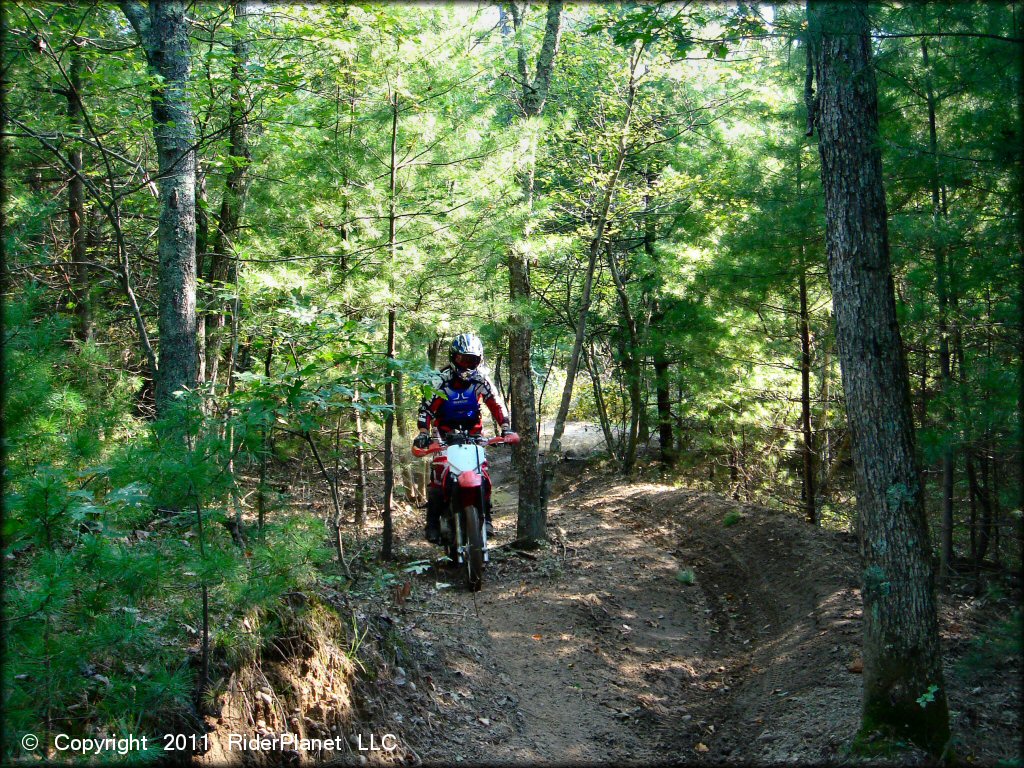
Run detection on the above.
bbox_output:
[476,372,510,432]
[417,392,443,433]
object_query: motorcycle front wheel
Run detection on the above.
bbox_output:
[462,504,484,592]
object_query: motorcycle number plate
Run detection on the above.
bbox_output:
[446,444,486,474]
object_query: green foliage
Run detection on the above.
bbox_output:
[916,684,940,708]
[675,568,696,585]
[957,610,1023,676]
[722,510,743,527]
[3,1,1020,759]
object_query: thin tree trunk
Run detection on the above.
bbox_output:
[583,342,615,453]
[306,430,349,577]
[548,50,640,462]
[353,381,368,528]
[536,342,558,439]
[797,146,817,524]
[604,242,642,473]
[256,333,273,531]
[809,0,950,752]
[922,38,956,582]
[205,0,252,390]
[799,260,816,524]
[653,348,674,467]
[394,367,419,503]
[195,169,208,385]
[120,0,199,416]
[67,37,92,342]
[381,88,400,561]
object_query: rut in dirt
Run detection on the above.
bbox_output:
[383,452,866,765]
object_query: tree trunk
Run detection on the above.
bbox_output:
[922,38,956,582]
[121,0,199,416]
[583,343,615,453]
[799,260,817,524]
[604,242,642,473]
[256,333,273,532]
[809,0,950,753]
[353,381,368,529]
[394,367,419,503]
[548,51,639,463]
[797,147,816,524]
[204,0,252,390]
[67,37,92,342]
[508,0,563,546]
[653,347,674,467]
[381,89,399,561]
[815,323,833,506]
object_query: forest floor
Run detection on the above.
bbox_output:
[337,425,1021,767]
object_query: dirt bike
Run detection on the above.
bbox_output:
[412,429,519,591]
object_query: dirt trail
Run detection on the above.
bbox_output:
[363,434,1018,765]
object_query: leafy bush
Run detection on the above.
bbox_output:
[957,610,1022,676]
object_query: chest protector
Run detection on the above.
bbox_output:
[437,381,481,427]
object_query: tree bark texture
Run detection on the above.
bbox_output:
[809,0,950,753]
[508,0,563,545]
[121,0,199,415]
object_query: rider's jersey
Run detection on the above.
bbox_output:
[417,365,509,436]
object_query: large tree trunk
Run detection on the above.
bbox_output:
[121,0,199,416]
[508,0,563,546]
[809,0,950,754]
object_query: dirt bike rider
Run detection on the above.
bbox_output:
[414,333,516,544]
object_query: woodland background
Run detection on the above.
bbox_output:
[2,1,1021,763]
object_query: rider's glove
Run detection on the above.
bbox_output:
[413,432,432,450]
[501,426,516,438]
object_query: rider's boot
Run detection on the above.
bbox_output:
[424,487,443,544]
[483,494,494,538]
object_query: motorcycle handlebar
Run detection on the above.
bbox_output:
[411,432,519,457]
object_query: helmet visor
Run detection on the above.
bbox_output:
[453,353,481,370]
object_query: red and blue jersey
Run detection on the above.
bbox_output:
[417,365,509,436]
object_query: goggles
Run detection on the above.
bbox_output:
[453,353,481,370]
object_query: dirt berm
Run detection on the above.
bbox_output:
[200,446,1020,765]
[370,456,1019,765]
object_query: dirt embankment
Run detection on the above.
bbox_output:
[366,454,1020,765]
[199,436,1020,765]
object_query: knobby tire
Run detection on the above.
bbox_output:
[463,504,484,592]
